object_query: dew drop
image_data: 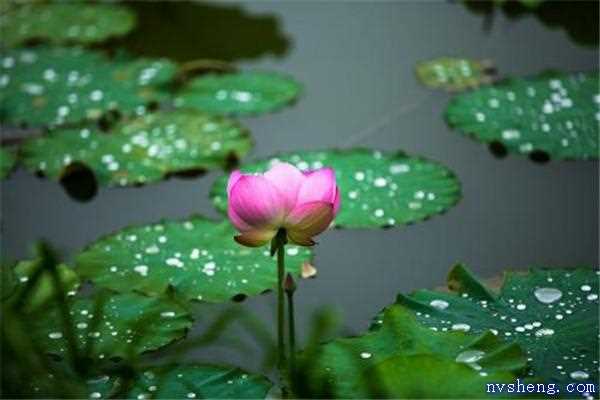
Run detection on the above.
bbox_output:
[451,323,470,332]
[429,299,449,310]
[360,352,372,359]
[48,332,63,339]
[580,285,592,292]
[534,287,562,304]
[570,370,589,380]
[455,350,485,364]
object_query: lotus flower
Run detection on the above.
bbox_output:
[227,162,340,247]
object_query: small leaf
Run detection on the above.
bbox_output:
[395,265,599,387]
[175,72,301,116]
[0,147,17,180]
[33,292,192,359]
[210,149,461,228]
[416,57,494,92]
[0,3,136,47]
[0,47,176,127]
[75,216,311,303]
[21,110,252,187]
[299,305,526,398]
[446,71,599,160]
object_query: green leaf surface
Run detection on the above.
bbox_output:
[394,264,599,387]
[32,292,191,359]
[27,362,271,399]
[75,216,311,303]
[370,354,514,399]
[415,57,493,92]
[210,149,461,229]
[123,364,272,399]
[0,47,176,127]
[0,3,136,47]
[175,72,301,116]
[21,110,252,187]
[301,305,525,398]
[0,147,17,179]
[12,260,79,312]
[445,71,599,160]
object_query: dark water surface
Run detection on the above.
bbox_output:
[1,1,598,371]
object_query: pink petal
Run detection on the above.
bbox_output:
[235,229,277,247]
[296,168,337,205]
[285,201,334,246]
[227,170,243,198]
[229,175,285,229]
[227,206,252,232]
[264,162,305,213]
[332,186,341,215]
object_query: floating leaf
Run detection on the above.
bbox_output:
[0,147,17,179]
[446,71,599,160]
[299,305,525,398]
[123,364,272,399]
[75,216,311,303]
[0,47,176,127]
[27,362,271,399]
[0,3,136,47]
[12,260,79,312]
[20,110,252,187]
[33,292,191,359]
[416,57,494,92]
[394,264,599,387]
[175,72,301,116]
[210,149,461,229]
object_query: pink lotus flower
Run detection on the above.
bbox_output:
[227,162,340,247]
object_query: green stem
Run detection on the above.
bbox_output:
[273,229,287,393]
[286,288,296,374]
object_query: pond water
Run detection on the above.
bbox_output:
[1,1,598,372]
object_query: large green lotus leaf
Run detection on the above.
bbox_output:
[123,364,272,399]
[32,292,192,360]
[29,363,272,399]
[445,71,599,160]
[175,72,301,116]
[415,57,493,92]
[0,47,176,127]
[0,147,17,179]
[393,264,599,388]
[12,260,79,312]
[75,216,311,303]
[369,354,515,399]
[210,149,461,228]
[20,110,252,187]
[300,305,526,398]
[0,3,136,47]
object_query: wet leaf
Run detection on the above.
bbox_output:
[75,216,311,303]
[445,71,599,160]
[0,147,17,179]
[21,110,252,187]
[394,264,599,387]
[122,364,271,399]
[299,305,525,398]
[0,47,176,127]
[33,292,192,360]
[416,57,494,92]
[210,149,461,229]
[0,3,136,47]
[175,72,301,116]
